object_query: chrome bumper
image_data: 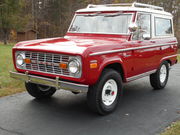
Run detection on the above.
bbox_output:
[10,71,88,93]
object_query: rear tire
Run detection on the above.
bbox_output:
[25,82,56,99]
[87,69,123,115]
[150,61,169,90]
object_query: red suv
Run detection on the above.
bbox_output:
[10,2,178,115]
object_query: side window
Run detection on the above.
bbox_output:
[133,14,151,40]
[155,17,172,36]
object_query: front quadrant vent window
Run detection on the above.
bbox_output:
[155,17,172,36]
[132,14,151,40]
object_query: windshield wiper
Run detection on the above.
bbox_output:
[83,11,124,17]
[104,12,123,17]
[84,12,102,17]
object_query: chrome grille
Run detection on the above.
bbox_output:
[25,51,70,76]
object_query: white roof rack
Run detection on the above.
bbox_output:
[87,2,164,11]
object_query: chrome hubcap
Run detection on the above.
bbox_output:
[160,65,167,83]
[102,79,118,106]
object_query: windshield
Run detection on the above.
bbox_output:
[69,13,132,34]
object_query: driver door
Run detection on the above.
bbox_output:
[130,13,159,76]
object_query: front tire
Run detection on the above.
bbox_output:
[25,82,56,99]
[87,69,123,115]
[150,61,169,90]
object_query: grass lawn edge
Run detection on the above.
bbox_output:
[161,120,180,135]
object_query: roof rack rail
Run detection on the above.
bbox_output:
[87,2,164,11]
[133,2,164,11]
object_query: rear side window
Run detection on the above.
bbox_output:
[155,17,172,36]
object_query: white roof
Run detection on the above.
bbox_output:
[76,3,172,17]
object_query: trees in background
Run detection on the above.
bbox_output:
[0,0,179,45]
[0,0,30,44]
[27,0,180,45]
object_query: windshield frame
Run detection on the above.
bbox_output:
[67,12,134,35]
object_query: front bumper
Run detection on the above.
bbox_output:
[10,71,89,93]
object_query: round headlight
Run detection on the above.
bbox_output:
[68,60,80,74]
[16,54,24,67]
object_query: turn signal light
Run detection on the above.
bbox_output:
[90,63,98,69]
[59,63,67,69]
[24,58,31,64]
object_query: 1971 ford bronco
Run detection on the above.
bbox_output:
[10,2,178,115]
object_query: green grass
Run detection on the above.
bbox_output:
[161,121,180,135]
[0,43,24,97]
[178,49,180,63]
[178,55,180,63]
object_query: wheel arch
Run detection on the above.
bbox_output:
[166,59,172,66]
[159,59,172,68]
[159,55,178,67]
[100,61,126,82]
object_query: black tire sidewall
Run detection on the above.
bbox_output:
[25,82,56,98]
[150,61,169,90]
[94,69,123,114]
[157,61,169,88]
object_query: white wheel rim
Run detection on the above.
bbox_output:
[160,65,167,83]
[102,79,118,106]
[37,85,51,92]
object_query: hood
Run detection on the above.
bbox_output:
[14,36,127,55]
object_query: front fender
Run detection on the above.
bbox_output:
[85,54,126,85]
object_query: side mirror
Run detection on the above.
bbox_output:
[128,23,138,33]
[142,34,151,40]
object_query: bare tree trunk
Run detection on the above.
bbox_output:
[2,29,8,45]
